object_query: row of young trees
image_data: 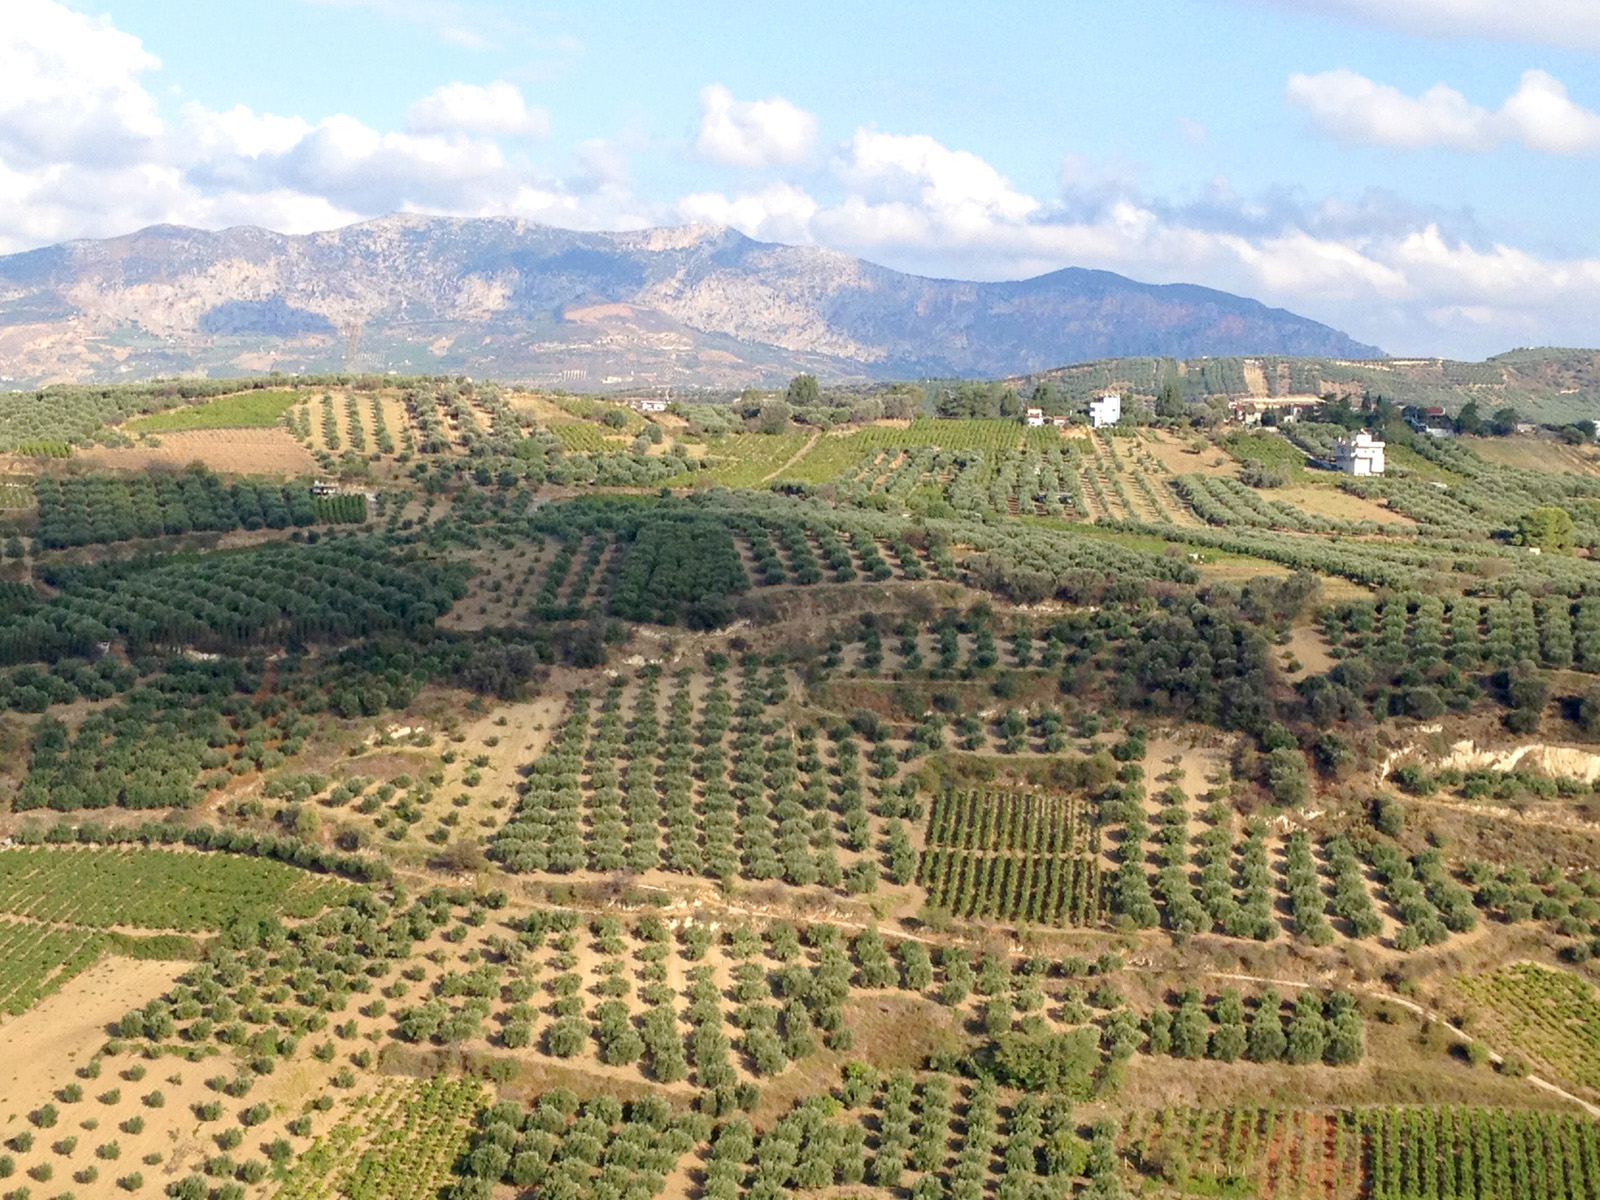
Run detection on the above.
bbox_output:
[0,538,468,665]
[1148,988,1364,1066]
[32,469,367,548]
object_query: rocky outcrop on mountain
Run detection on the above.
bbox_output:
[0,214,1382,386]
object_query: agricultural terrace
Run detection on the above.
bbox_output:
[0,376,1598,1200]
[124,391,299,433]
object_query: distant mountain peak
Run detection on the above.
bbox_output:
[0,215,1382,387]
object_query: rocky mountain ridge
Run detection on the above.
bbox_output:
[0,214,1383,386]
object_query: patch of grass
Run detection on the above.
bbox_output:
[1385,442,1468,483]
[1224,431,1308,479]
[548,422,624,452]
[125,390,299,433]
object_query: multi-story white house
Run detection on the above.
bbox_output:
[1333,430,1385,476]
[1089,393,1121,428]
[1024,407,1046,427]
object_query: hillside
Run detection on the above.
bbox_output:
[5,379,1600,1199]
[0,214,1379,386]
[1012,346,1600,425]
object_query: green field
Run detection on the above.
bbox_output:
[549,420,626,451]
[124,389,299,433]
[664,430,812,487]
[778,418,1067,484]
[1224,431,1310,479]
[0,847,353,931]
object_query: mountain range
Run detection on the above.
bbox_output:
[0,215,1382,387]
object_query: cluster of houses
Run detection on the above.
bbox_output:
[1226,395,1322,425]
[1026,392,1122,429]
[1406,406,1455,438]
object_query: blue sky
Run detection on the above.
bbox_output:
[9,0,1600,357]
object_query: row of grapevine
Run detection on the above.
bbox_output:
[918,848,1103,925]
[1122,1105,1600,1200]
[924,790,1088,854]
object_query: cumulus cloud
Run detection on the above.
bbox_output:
[0,0,620,251]
[1229,0,1600,51]
[407,81,548,139]
[0,0,163,169]
[1287,67,1600,154]
[694,84,817,166]
[678,182,820,244]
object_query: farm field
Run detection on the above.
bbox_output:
[125,391,300,433]
[76,427,320,474]
[3,375,1600,1200]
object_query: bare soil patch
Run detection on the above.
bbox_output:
[1143,430,1239,477]
[0,956,183,1123]
[1285,622,1337,676]
[78,429,318,475]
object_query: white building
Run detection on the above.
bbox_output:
[1089,393,1121,428]
[1024,407,1045,427]
[638,398,668,413]
[1333,430,1385,476]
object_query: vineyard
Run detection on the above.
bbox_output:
[0,919,109,1015]
[918,790,1103,925]
[1456,963,1600,1095]
[124,390,300,433]
[0,847,352,930]
[663,431,812,487]
[1125,1105,1600,1200]
[271,1078,484,1200]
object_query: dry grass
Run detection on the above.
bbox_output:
[1116,1009,1572,1112]
[1466,434,1600,476]
[751,994,957,1124]
[1275,482,1414,526]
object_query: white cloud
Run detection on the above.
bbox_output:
[0,0,608,252]
[694,84,817,166]
[0,0,163,169]
[407,81,548,139]
[677,182,820,244]
[1233,0,1600,51]
[1287,67,1600,154]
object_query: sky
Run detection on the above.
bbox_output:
[6,0,1600,359]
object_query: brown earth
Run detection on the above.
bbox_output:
[77,429,318,475]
